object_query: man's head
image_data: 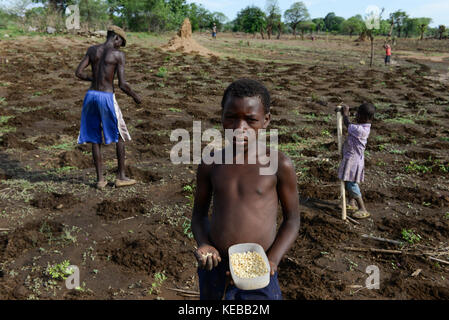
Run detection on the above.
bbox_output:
[107,25,126,48]
[356,103,376,123]
[221,79,271,146]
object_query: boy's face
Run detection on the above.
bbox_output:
[222,96,271,147]
[114,35,123,48]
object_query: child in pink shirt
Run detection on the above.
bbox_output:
[337,103,376,219]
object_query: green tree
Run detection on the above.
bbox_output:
[379,19,391,36]
[113,0,147,31]
[389,10,408,38]
[187,3,211,31]
[166,0,188,29]
[147,0,176,32]
[298,20,315,39]
[438,25,446,39]
[211,12,228,31]
[233,6,266,37]
[284,1,309,38]
[341,15,364,37]
[0,5,17,28]
[189,7,227,32]
[167,0,187,15]
[312,18,325,32]
[31,0,72,14]
[323,12,334,30]
[78,0,109,30]
[106,0,187,32]
[416,17,432,40]
[265,0,281,39]
[223,21,234,32]
[403,18,419,38]
[324,12,345,32]
[27,0,74,29]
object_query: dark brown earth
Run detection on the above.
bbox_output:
[0,34,448,300]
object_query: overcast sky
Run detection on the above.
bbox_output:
[187,0,449,27]
[1,0,447,27]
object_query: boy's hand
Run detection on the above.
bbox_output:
[194,244,221,271]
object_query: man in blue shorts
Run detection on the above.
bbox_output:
[75,26,141,189]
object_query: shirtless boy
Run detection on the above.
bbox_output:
[192,79,301,300]
[75,26,141,189]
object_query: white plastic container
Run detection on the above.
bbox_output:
[228,243,270,290]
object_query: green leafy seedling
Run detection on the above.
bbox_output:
[156,67,168,78]
[401,229,421,245]
[46,260,73,280]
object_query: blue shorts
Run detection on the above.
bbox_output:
[198,259,283,300]
[78,90,120,145]
[345,181,362,198]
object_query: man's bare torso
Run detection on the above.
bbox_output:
[87,44,120,92]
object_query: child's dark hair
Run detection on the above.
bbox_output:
[107,30,115,40]
[221,79,270,114]
[358,103,376,121]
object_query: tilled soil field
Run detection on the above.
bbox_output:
[0,34,448,300]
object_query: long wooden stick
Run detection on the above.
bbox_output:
[343,247,449,265]
[336,106,346,220]
[361,234,403,246]
[428,256,449,265]
[346,216,360,225]
[178,293,200,298]
[343,247,403,254]
[167,287,200,295]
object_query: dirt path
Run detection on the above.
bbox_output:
[396,50,449,63]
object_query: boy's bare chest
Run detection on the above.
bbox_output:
[211,165,276,196]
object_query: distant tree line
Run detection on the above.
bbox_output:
[230,1,446,40]
[0,0,447,39]
[0,0,228,32]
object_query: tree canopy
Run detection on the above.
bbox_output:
[233,6,266,34]
[324,12,345,32]
[265,0,281,39]
[341,15,364,37]
[284,1,309,37]
[0,1,440,40]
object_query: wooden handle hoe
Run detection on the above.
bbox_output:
[336,106,347,221]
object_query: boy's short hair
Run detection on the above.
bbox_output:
[358,103,376,120]
[221,79,270,114]
[107,25,126,47]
